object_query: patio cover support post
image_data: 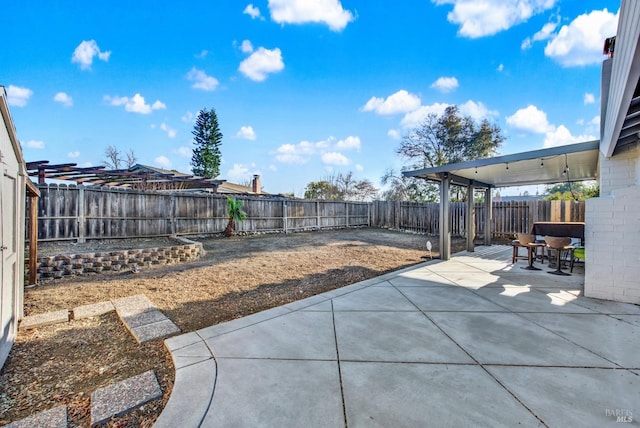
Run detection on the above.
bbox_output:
[439,173,451,260]
[484,187,492,245]
[466,182,475,252]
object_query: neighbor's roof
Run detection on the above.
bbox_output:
[403,140,600,188]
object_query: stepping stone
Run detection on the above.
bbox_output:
[73,301,115,320]
[19,310,69,330]
[91,370,162,425]
[112,295,180,343]
[5,405,67,428]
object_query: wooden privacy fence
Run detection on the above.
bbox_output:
[370,200,585,238]
[29,185,585,242]
[28,185,371,242]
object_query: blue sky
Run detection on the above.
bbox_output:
[3,0,619,196]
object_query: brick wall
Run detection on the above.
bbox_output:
[598,145,639,195]
[26,238,204,282]
[585,181,640,304]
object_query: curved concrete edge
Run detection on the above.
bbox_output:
[154,334,216,428]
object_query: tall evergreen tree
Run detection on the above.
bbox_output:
[191,107,222,178]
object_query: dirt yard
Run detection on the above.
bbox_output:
[2,228,468,427]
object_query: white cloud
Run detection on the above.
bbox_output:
[361,90,421,116]
[432,0,557,38]
[506,105,553,133]
[388,129,401,140]
[104,93,166,114]
[174,146,192,157]
[227,162,258,181]
[236,125,257,140]
[244,4,263,19]
[160,122,176,138]
[53,92,73,107]
[151,100,166,110]
[268,164,278,171]
[239,47,284,82]
[521,18,559,50]
[590,115,600,126]
[155,156,172,168]
[400,102,450,129]
[268,0,354,32]
[7,85,33,107]
[583,92,595,105]
[241,40,254,53]
[459,100,498,121]
[543,125,596,148]
[186,67,219,91]
[430,76,459,93]
[181,111,194,123]
[68,151,80,158]
[195,49,208,59]
[497,64,504,72]
[335,136,360,151]
[275,139,328,164]
[23,140,45,149]
[71,40,111,70]
[545,8,618,67]
[355,164,364,172]
[321,152,349,166]
[274,135,359,164]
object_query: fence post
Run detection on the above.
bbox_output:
[170,193,176,235]
[316,201,321,230]
[367,202,371,227]
[345,202,349,227]
[484,188,492,245]
[77,186,85,243]
[283,200,288,233]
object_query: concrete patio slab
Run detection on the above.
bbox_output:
[196,306,291,340]
[205,310,337,360]
[156,245,638,427]
[298,299,333,311]
[340,362,542,427]
[487,366,640,426]
[520,313,640,368]
[331,286,417,312]
[613,314,640,327]
[473,286,596,313]
[428,312,615,367]
[334,311,473,363]
[153,359,216,428]
[388,275,456,287]
[202,359,344,428]
[398,285,508,312]
[568,296,640,315]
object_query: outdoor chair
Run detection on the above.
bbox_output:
[511,237,529,264]
[544,236,574,276]
[517,233,545,270]
[570,247,585,273]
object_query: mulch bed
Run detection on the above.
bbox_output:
[2,228,471,426]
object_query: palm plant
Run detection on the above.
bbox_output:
[224,197,247,237]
